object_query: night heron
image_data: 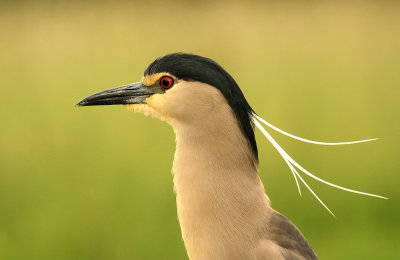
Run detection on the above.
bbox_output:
[77,53,385,260]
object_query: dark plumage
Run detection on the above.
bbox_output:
[269,212,318,259]
[144,53,258,161]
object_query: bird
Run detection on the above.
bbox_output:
[76,53,385,260]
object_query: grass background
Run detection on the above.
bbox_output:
[0,1,399,259]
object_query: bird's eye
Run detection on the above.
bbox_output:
[160,76,174,89]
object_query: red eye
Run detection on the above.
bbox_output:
[160,76,174,89]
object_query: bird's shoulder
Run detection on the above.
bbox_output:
[264,210,318,260]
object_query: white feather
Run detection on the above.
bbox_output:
[252,115,387,215]
[253,114,377,145]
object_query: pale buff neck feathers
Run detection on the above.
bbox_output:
[127,80,277,259]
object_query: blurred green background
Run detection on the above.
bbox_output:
[1,1,399,259]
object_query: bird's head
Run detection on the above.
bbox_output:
[77,53,385,211]
[77,53,258,160]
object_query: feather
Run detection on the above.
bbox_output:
[252,115,387,215]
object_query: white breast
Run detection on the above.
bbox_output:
[169,88,272,259]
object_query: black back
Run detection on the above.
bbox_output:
[144,53,258,161]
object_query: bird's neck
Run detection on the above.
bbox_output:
[169,103,272,259]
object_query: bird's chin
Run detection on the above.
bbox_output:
[125,104,166,121]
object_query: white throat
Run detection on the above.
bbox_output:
[168,89,272,259]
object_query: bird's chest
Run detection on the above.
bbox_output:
[173,178,257,259]
[172,153,265,259]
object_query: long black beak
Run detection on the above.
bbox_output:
[76,82,156,106]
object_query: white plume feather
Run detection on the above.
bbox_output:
[252,113,387,216]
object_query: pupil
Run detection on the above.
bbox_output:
[163,79,169,86]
